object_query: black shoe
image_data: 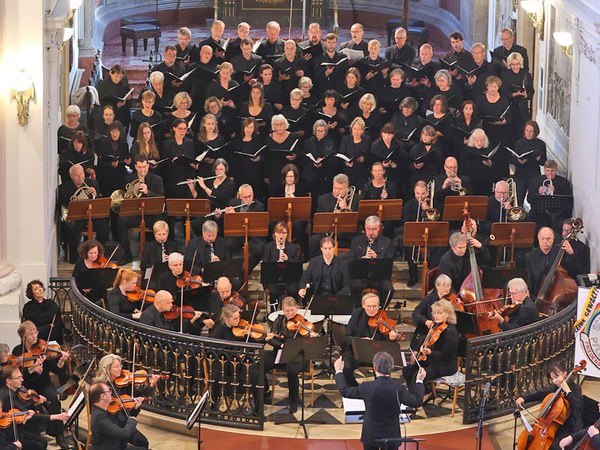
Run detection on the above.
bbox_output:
[59,389,69,401]
[289,401,298,414]
[117,254,133,266]
[264,390,272,402]
[56,435,72,450]
[407,275,418,287]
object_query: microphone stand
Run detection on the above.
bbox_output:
[476,382,490,450]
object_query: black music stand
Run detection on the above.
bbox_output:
[183,284,213,310]
[456,310,480,355]
[120,196,165,254]
[166,199,210,245]
[349,258,393,281]
[75,268,118,290]
[489,222,536,269]
[533,195,573,231]
[202,259,244,282]
[274,335,328,438]
[357,199,403,223]
[186,390,209,450]
[375,438,425,450]
[481,268,530,291]
[312,212,359,254]
[268,197,312,242]
[311,295,355,375]
[351,337,404,366]
[66,198,112,241]
[260,261,303,285]
[442,196,488,221]
[142,262,169,290]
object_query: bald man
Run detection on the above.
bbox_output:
[480,180,511,237]
[338,23,369,58]
[432,157,473,215]
[256,21,286,60]
[140,290,202,334]
[58,164,109,262]
[385,27,416,68]
[203,276,247,330]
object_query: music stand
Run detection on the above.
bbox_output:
[76,268,119,290]
[533,195,573,231]
[120,196,165,254]
[351,337,404,366]
[268,197,312,242]
[456,311,480,337]
[273,335,328,438]
[166,199,210,245]
[260,262,303,285]
[481,268,530,291]
[66,198,112,241]
[186,390,209,450]
[349,258,393,281]
[357,199,403,224]
[442,196,489,221]
[224,212,269,298]
[142,262,169,290]
[489,222,536,268]
[311,295,355,375]
[312,212,359,254]
[375,438,424,450]
[202,259,244,283]
[403,222,449,297]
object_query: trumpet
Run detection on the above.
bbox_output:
[450,171,467,196]
[381,178,388,199]
[61,182,96,226]
[334,186,356,212]
[176,174,225,186]
[506,178,526,222]
[542,177,553,196]
[422,180,440,221]
[110,178,145,214]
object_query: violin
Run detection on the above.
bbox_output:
[107,395,152,415]
[232,319,284,340]
[442,293,465,312]
[367,310,405,339]
[125,287,156,303]
[162,305,208,321]
[3,353,38,368]
[517,360,587,450]
[0,410,36,427]
[223,292,244,308]
[90,255,117,269]
[286,314,315,337]
[417,322,448,361]
[29,340,71,360]
[176,271,204,289]
[113,370,169,387]
[16,387,42,403]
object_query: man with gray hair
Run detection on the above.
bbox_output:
[199,19,227,63]
[439,230,489,292]
[490,277,538,330]
[184,219,230,274]
[256,21,285,60]
[492,28,529,71]
[385,27,417,67]
[349,216,395,305]
[481,179,511,237]
[225,22,250,60]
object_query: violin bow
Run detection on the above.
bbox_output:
[188,249,198,285]
[516,402,540,426]
[180,285,184,334]
[245,299,260,344]
[131,340,137,398]
[68,356,96,410]
[8,386,18,443]
[104,245,119,268]
[140,266,154,312]
[408,346,423,369]
[43,314,57,358]
[293,294,315,339]
[104,367,130,419]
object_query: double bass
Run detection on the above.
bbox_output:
[535,219,583,316]
[459,209,503,335]
[517,360,586,450]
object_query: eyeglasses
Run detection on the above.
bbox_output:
[11,375,24,380]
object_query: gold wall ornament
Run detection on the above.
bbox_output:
[10,70,35,126]
[255,0,287,3]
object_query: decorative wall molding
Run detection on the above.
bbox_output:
[0,269,21,297]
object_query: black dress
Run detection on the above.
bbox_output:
[98,77,132,129]
[512,136,547,205]
[22,299,64,343]
[58,123,89,153]
[264,133,300,196]
[130,109,163,143]
[460,144,500,195]
[338,134,371,188]
[196,134,227,178]
[96,139,130,198]
[161,136,197,198]
[231,137,265,193]
[237,102,274,139]
[408,142,442,186]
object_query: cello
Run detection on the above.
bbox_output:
[459,209,503,335]
[535,219,583,316]
[517,360,587,450]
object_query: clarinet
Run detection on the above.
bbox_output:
[366,237,373,258]
[210,242,215,263]
[161,242,166,262]
[278,238,285,261]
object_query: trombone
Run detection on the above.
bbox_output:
[421,180,439,221]
[506,178,526,222]
[334,186,356,212]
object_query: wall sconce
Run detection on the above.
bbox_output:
[10,70,35,126]
[521,0,544,40]
[553,31,573,60]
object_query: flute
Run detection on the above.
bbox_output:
[176,174,225,186]
[204,200,256,217]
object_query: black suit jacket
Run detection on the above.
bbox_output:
[334,373,424,446]
[432,173,473,214]
[226,199,266,247]
[262,240,300,262]
[499,296,539,331]
[349,234,394,259]
[439,246,490,293]
[58,178,102,209]
[384,44,417,67]
[90,405,138,450]
[525,244,579,294]
[184,236,230,273]
[140,239,180,272]
[299,255,351,295]
[526,174,572,208]
[316,191,360,212]
[123,172,164,197]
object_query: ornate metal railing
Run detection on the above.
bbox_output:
[462,302,576,424]
[50,277,266,430]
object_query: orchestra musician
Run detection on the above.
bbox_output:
[489,278,539,330]
[139,290,202,334]
[402,299,459,391]
[559,401,600,450]
[515,362,584,450]
[439,231,490,294]
[0,397,27,450]
[88,381,146,450]
[268,297,319,413]
[262,222,300,312]
[116,154,165,266]
[525,227,581,294]
[185,220,230,275]
[309,173,360,258]
[1,365,67,450]
[140,220,180,273]
[10,323,72,449]
[403,181,430,287]
[58,164,109,263]
[22,280,64,344]
[157,253,186,301]
[334,351,425,450]
[341,293,402,387]
[72,239,108,307]
[349,216,394,303]
[107,269,142,320]
[299,237,352,300]
[93,354,159,449]
[561,218,590,275]
[480,180,511,237]
[203,277,247,330]
[432,157,473,216]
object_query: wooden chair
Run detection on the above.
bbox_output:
[271,360,315,407]
[85,392,92,450]
[424,266,440,294]
[425,370,466,417]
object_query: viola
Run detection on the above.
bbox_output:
[107,395,152,415]
[417,322,448,361]
[517,360,587,450]
[367,310,406,340]
[16,387,42,403]
[114,370,169,387]
[442,293,465,312]
[162,305,207,321]
[90,255,117,269]
[232,319,284,340]
[223,292,244,308]
[176,272,203,289]
[125,287,156,303]
[286,314,315,337]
